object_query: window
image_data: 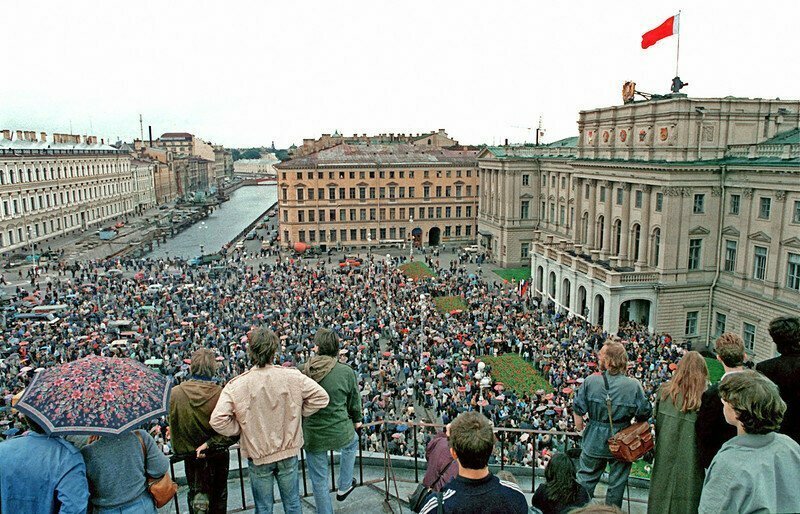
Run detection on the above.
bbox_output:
[308,210,315,222]
[724,240,737,272]
[616,188,623,205]
[423,186,430,199]
[655,192,663,212]
[370,187,376,199]
[520,201,529,220]
[685,311,699,336]
[328,187,335,200]
[296,189,304,201]
[759,197,771,219]
[600,187,606,202]
[349,188,356,199]
[409,187,415,198]
[635,190,643,208]
[560,206,566,226]
[753,246,768,280]
[715,312,727,338]
[297,211,304,223]
[743,323,756,353]
[584,184,590,200]
[436,186,442,197]
[693,194,705,214]
[521,242,530,260]
[359,187,366,200]
[522,174,530,186]
[787,253,800,290]
[688,238,702,270]
[298,230,306,242]
[561,177,567,189]
[793,201,800,223]
[307,189,314,200]
[445,207,451,218]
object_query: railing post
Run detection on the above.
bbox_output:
[330,450,336,492]
[500,430,505,471]
[532,435,538,493]
[358,430,364,485]
[236,447,247,509]
[413,424,419,483]
[170,460,180,514]
[300,448,308,497]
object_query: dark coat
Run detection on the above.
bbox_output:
[756,352,800,444]
[695,382,736,469]
[169,379,238,456]
[423,432,458,491]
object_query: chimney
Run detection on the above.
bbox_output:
[438,129,445,134]
[1,130,10,140]
[148,125,153,146]
[40,132,47,143]
[504,138,508,146]
[16,130,23,140]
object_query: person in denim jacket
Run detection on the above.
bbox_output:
[572,341,652,507]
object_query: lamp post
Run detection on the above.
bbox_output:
[409,215,414,259]
[200,244,204,256]
[27,227,37,277]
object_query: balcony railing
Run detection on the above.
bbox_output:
[164,420,647,513]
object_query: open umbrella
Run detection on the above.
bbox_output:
[15,355,171,436]
[562,387,573,394]
[3,428,20,437]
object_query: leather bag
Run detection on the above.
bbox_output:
[602,373,653,462]
[408,457,455,512]
[135,431,178,508]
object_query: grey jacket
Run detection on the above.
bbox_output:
[573,372,652,459]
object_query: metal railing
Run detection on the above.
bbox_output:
[167,420,646,513]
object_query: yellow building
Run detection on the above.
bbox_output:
[276,143,479,250]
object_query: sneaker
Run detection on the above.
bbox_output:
[336,478,357,501]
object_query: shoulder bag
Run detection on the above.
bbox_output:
[602,372,653,462]
[408,457,455,512]
[135,431,178,508]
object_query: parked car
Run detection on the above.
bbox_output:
[462,245,480,253]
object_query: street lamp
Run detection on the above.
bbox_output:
[200,244,205,256]
[409,215,414,259]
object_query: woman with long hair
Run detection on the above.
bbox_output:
[531,453,589,514]
[648,350,708,513]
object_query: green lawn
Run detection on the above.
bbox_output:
[399,261,435,279]
[480,354,552,396]
[705,357,724,384]
[433,295,467,313]
[493,267,531,282]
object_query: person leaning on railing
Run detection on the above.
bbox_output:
[572,340,652,508]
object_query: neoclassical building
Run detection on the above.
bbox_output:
[0,130,134,255]
[478,96,800,361]
[276,143,478,250]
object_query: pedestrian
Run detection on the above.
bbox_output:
[0,395,89,514]
[572,340,652,508]
[755,315,800,444]
[531,453,590,514]
[698,370,800,513]
[170,348,239,514]
[81,428,170,514]
[300,328,362,513]
[421,426,457,492]
[695,333,745,470]
[420,411,528,514]
[647,351,708,514]
[210,327,330,514]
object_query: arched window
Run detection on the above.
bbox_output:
[581,212,589,245]
[632,223,641,261]
[597,215,605,248]
[651,228,661,267]
[549,271,557,298]
[613,219,622,255]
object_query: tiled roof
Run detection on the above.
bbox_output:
[762,128,799,145]
[0,139,120,153]
[277,143,477,168]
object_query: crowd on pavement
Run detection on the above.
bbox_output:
[1,242,799,514]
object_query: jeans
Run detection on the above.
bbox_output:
[248,456,302,514]
[92,493,157,514]
[184,451,230,514]
[305,433,359,514]
[576,451,632,508]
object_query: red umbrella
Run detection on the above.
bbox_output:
[464,341,474,347]
[183,359,191,364]
[669,363,677,371]
[457,386,467,393]
[562,387,573,394]
[494,384,504,392]
[587,362,597,368]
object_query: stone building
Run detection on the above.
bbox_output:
[477,96,800,361]
[212,145,234,185]
[0,130,134,255]
[130,159,157,213]
[233,155,279,178]
[291,129,458,158]
[276,143,479,250]
[140,146,178,204]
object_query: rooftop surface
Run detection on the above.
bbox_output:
[277,143,478,168]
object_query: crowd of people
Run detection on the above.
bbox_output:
[0,244,798,513]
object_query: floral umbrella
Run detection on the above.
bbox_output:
[15,355,171,436]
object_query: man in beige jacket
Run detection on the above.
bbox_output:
[210,328,329,514]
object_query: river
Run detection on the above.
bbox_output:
[148,185,277,259]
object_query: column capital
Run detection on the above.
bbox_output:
[622,183,632,191]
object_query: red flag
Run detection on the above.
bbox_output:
[641,14,680,49]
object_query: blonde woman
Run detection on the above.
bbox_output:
[647,351,708,514]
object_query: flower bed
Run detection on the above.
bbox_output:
[480,354,552,396]
[399,261,435,279]
[433,295,467,313]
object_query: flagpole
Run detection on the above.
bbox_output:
[675,10,681,76]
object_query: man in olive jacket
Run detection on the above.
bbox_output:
[301,329,362,514]
[170,348,239,514]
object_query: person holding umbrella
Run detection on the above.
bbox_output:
[0,391,89,514]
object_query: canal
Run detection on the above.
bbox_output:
[148,185,277,259]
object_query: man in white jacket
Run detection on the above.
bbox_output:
[211,328,329,514]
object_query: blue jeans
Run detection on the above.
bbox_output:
[92,492,157,514]
[305,433,359,514]
[248,456,302,514]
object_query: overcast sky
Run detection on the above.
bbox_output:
[2,0,798,148]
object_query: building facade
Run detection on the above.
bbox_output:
[233,155,279,178]
[130,159,157,213]
[0,130,134,255]
[291,129,459,157]
[276,143,479,250]
[477,96,800,361]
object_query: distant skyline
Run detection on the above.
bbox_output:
[2,0,798,148]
